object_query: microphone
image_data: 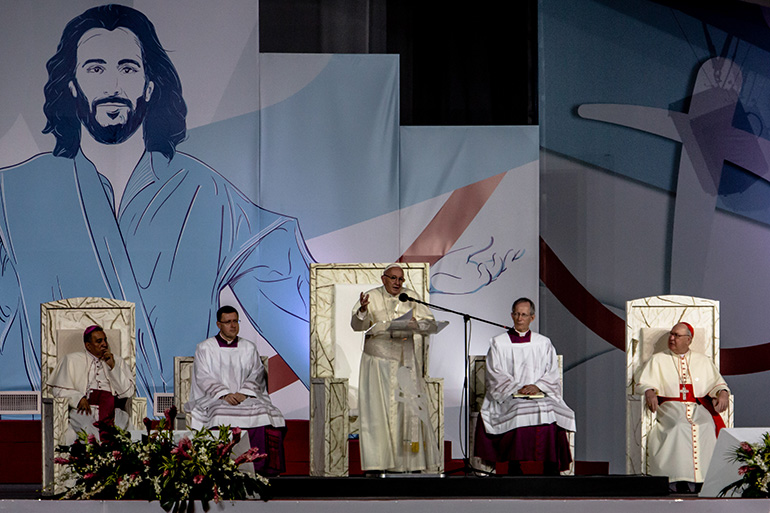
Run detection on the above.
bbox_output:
[398,293,413,302]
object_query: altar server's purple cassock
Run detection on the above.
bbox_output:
[186,306,286,476]
[476,298,575,475]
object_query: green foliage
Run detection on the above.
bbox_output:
[55,407,271,511]
[719,432,770,498]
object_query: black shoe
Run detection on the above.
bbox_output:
[543,462,560,476]
[507,462,523,476]
[672,481,697,494]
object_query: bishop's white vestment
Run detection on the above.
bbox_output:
[48,350,134,442]
[186,337,285,430]
[636,349,729,483]
[351,286,440,472]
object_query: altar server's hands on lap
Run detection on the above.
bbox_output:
[221,392,247,405]
[517,384,541,396]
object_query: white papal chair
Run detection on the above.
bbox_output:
[625,295,734,476]
[40,297,147,495]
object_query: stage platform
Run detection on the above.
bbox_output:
[2,479,769,513]
[2,474,668,501]
[268,474,670,499]
[0,497,768,513]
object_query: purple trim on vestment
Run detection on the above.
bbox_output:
[215,334,239,348]
[508,330,531,343]
[88,389,116,424]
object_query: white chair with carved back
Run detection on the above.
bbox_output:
[309,263,444,476]
[40,297,147,495]
[625,295,734,476]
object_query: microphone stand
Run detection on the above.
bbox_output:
[400,293,509,475]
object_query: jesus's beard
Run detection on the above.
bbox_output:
[75,90,148,145]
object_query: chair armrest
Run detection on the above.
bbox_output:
[639,398,656,475]
[310,377,350,477]
[128,396,148,429]
[425,377,444,474]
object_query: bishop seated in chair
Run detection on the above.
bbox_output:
[636,322,730,493]
[48,325,134,443]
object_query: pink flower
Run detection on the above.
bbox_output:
[231,427,242,443]
[171,437,193,459]
[87,434,97,445]
[738,465,755,476]
[164,405,177,427]
[163,469,170,477]
[740,442,753,455]
[54,457,70,465]
[217,440,236,458]
[193,474,204,485]
[112,450,122,460]
[83,473,96,480]
[233,446,267,465]
[170,446,188,458]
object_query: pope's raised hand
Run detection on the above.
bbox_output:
[359,292,370,313]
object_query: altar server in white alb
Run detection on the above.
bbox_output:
[476,298,575,475]
[351,263,441,474]
[186,306,286,475]
[636,322,730,492]
[48,325,135,443]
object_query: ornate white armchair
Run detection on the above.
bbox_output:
[625,295,734,476]
[469,354,574,475]
[41,297,147,495]
[309,263,444,476]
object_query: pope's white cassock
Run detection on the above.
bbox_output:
[636,349,729,483]
[481,331,575,435]
[48,350,134,443]
[351,286,441,472]
[186,337,285,430]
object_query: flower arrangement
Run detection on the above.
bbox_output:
[55,406,271,511]
[720,432,770,498]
